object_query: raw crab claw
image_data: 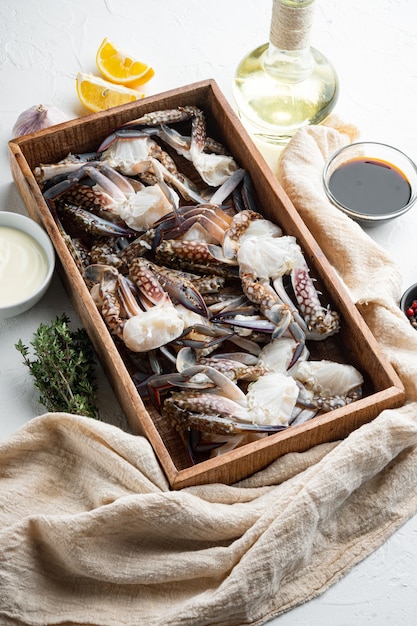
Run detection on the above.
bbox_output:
[128,257,210,318]
[290,267,340,340]
[146,363,242,413]
[288,407,319,427]
[237,231,340,340]
[211,313,276,334]
[84,262,114,284]
[237,231,340,359]
[209,168,246,205]
[121,105,206,131]
[285,322,307,369]
[186,430,227,459]
[208,293,256,317]
[171,285,210,319]
[227,170,262,215]
[168,364,246,401]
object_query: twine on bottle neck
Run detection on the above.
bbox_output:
[270,0,315,51]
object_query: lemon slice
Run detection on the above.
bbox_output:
[96,38,155,88]
[76,72,144,113]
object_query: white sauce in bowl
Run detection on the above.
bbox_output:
[0,226,49,306]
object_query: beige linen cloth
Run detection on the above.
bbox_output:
[2,125,417,626]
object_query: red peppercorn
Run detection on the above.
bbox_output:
[412,300,417,310]
[406,307,414,317]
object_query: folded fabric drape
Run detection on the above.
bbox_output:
[1,125,417,626]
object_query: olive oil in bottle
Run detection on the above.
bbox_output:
[233,0,339,145]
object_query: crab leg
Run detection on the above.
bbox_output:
[121,107,228,155]
[167,407,287,436]
[161,365,295,437]
[34,152,99,183]
[239,270,306,367]
[174,324,233,349]
[96,127,159,152]
[155,239,238,277]
[152,203,233,246]
[84,264,126,339]
[210,168,246,205]
[43,163,132,204]
[54,202,136,238]
[240,272,292,335]
[291,267,340,339]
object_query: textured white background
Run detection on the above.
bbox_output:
[1,1,417,624]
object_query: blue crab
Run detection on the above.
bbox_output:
[117,105,240,187]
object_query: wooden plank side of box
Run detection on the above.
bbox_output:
[8,79,405,489]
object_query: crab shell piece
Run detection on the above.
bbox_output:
[123,304,185,353]
[117,182,175,231]
[292,360,364,411]
[224,211,282,261]
[258,336,310,375]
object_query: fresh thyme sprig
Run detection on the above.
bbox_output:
[15,314,100,419]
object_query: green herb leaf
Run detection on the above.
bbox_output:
[15,314,100,419]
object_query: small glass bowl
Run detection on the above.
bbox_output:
[323,142,417,227]
[0,211,55,318]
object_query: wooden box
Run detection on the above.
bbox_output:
[8,79,405,489]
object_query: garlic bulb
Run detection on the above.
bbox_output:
[12,104,69,137]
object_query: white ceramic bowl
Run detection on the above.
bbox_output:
[0,211,55,318]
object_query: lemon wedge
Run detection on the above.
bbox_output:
[76,72,144,113]
[96,38,154,88]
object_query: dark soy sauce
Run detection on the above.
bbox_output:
[328,157,411,215]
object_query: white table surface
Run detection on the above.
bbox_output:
[1,1,417,623]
